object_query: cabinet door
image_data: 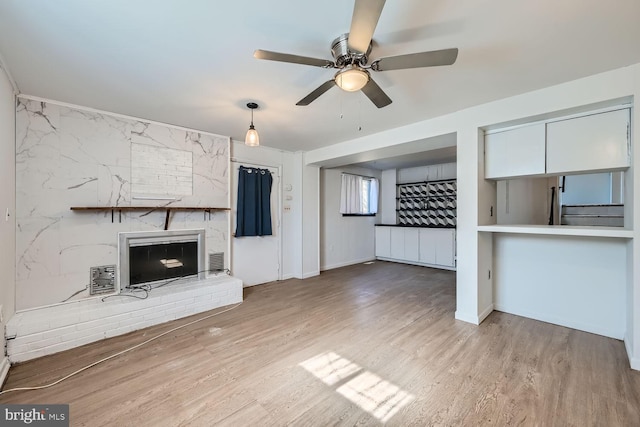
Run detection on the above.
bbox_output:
[390,227,405,259]
[375,227,391,258]
[485,123,546,179]
[404,228,420,262]
[546,109,630,174]
[418,229,436,264]
[434,229,456,267]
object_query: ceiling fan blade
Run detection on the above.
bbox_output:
[296,80,337,106]
[254,50,335,68]
[361,78,392,108]
[372,48,459,71]
[348,0,386,54]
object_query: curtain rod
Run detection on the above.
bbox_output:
[341,172,377,180]
[230,158,275,173]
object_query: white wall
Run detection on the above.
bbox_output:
[320,166,380,271]
[0,60,16,376]
[231,141,299,280]
[496,178,551,225]
[494,234,626,339]
[380,169,396,224]
[302,157,320,278]
[305,62,640,369]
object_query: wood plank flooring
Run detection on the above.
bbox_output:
[1,261,639,426]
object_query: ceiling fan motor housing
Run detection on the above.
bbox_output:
[331,33,371,68]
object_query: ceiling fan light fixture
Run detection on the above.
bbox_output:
[245,102,260,147]
[335,65,369,92]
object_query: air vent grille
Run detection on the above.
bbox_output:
[209,252,224,273]
[90,265,116,295]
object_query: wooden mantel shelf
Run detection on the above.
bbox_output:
[70,206,230,230]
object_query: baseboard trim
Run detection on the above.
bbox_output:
[302,271,320,279]
[376,257,456,271]
[0,356,10,389]
[624,336,639,371]
[455,311,480,325]
[280,273,295,280]
[320,258,375,272]
[478,304,494,324]
[493,304,623,340]
[455,305,493,326]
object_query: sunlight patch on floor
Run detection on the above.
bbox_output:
[298,351,362,385]
[337,370,415,423]
[299,351,415,422]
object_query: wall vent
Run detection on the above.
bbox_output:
[209,252,224,273]
[90,265,116,295]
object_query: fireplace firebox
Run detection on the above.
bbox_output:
[118,229,206,291]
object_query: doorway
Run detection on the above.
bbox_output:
[231,161,281,286]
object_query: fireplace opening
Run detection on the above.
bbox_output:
[129,241,198,286]
[118,229,206,291]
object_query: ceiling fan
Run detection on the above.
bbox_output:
[254,0,459,108]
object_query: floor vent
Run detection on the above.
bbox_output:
[209,252,224,273]
[90,265,116,295]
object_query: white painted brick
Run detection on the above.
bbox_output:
[105,325,135,339]
[74,313,132,331]
[143,311,171,322]
[7,277,242,362]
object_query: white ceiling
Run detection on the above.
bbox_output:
[0,0,638,154]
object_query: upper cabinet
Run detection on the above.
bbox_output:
[485,123,546,179]
[546,109,630,174]
[485,108,631,179]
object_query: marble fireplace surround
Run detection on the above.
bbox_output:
[15,96,231,310]
[8,96,240,362]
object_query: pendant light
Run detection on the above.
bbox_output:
[245,102,259,147]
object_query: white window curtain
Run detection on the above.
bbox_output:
[340,173,379,214]
[340,174,363,214]
[368,178,379,214]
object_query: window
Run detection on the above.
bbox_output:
[340,173,379,216]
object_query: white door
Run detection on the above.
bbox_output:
[231,162,280,287]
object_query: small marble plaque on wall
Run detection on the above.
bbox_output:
[131,143,193,195]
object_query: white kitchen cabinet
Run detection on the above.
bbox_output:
[375,226,456,270]
[404,228,420,262]
[375,226,391,258]
[546,109,630,174]
[485,123,546,179]
[390,227,405,259]
[434,229,456,267]
[389,227,420,261]
[418,229,437,264]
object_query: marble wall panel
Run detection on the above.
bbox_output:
[15,98,230,309]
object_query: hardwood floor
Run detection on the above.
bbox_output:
[1,261,639,426]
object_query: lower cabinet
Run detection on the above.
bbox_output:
[375,227,391,258]
[375,226,456,270]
